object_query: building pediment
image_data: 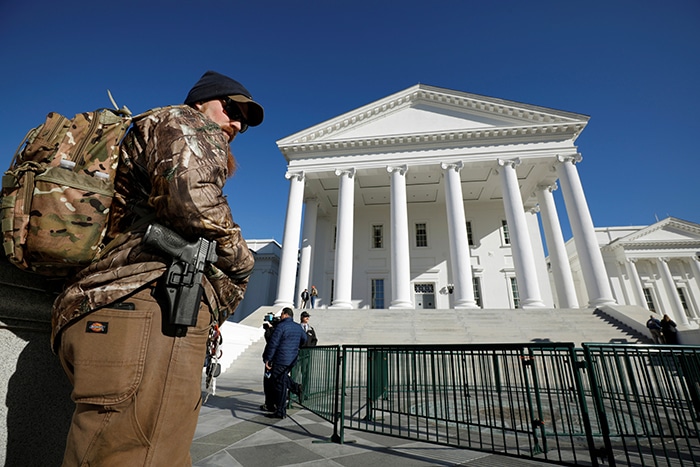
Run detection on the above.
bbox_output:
[605,217,700,250]
[277,84,589,159]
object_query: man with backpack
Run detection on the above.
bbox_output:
[50,70,263,465]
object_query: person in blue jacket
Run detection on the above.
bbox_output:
[262,307,307,418]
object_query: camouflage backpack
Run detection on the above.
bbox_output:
[1,99,144,277]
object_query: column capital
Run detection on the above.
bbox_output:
[556,153,583,164]
[532,183,558,199]
[626,257,638,264]
[387,164,408,175]
[529,205,540,214]
[440,161,464,172]
[335,168,356,178]
[537,182,558,193]
[285,170,305,182]
[497,157,521,169]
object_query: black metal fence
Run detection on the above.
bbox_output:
[292,343,700,467]
[583,344,700,467]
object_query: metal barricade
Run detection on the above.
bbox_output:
[583,344,700,467]
[340,343,598,465]
[296,342,700,466]
[291,345,343,442]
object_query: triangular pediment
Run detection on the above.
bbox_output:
[610,217,700,248]
[277,84,589,154]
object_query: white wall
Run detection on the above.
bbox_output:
[233,240,281,322]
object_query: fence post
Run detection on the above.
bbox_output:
[568,347,601,467]
[331,345,343,443]
[521,348,547,456]
[581,344,616,467]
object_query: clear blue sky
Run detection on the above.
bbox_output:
[1,0,698,243]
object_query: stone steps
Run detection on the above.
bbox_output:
[231,305,653,350]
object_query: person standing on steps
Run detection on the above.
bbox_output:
[300,288,310,308]
[660,314,679,344]
[646,314,664,344]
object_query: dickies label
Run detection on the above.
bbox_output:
[86,321,109,334]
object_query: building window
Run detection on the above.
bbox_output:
[372,224,383,249]
[643,288,656,312]
[415,223,428,247]
[502,220,511,245]
[473,277,482,308]
[371,279,385,309]
[510,277,520,309]
[677,288,690,316]
[466,221,474,246]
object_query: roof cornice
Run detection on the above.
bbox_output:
[615,240,700,250]
[278,123,586,156]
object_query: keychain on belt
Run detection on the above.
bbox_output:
[203,322,222,403]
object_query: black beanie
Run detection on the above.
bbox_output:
[184,70,264,127]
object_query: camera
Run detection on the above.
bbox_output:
[263,312,280,328]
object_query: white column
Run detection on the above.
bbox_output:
[330,168,355,309]
[625,258,647,309]
[556,154,616,307]
[296,197,318,308]
[387,165,413,309]
[535,183,579,308]
[441,161,478,308]
[657,258,689,325]
[689,257,700,284]
[497,158,545,308]
[689,258,700,315]
[274,171,305,308]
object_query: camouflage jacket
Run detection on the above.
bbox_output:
[51,105,255,349]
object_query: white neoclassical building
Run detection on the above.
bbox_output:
[561,217,700,326]
[233,239,281,321]
[272,84,617,311]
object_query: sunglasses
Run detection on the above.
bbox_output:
[221,98,249,133]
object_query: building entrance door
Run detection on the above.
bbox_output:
[414,283,435,309]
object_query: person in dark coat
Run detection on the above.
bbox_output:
[660,314,679,344]
[262,307,307,418]
[260,313,280,412]
[646,315,664,344]
[300,288,310,308]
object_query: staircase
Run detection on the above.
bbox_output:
[225,305,654,353]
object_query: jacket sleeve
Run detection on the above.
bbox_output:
[146,108,254,280]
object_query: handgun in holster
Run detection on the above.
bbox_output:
[142,223,218,329]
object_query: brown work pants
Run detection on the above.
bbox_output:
[57,287,210,466]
